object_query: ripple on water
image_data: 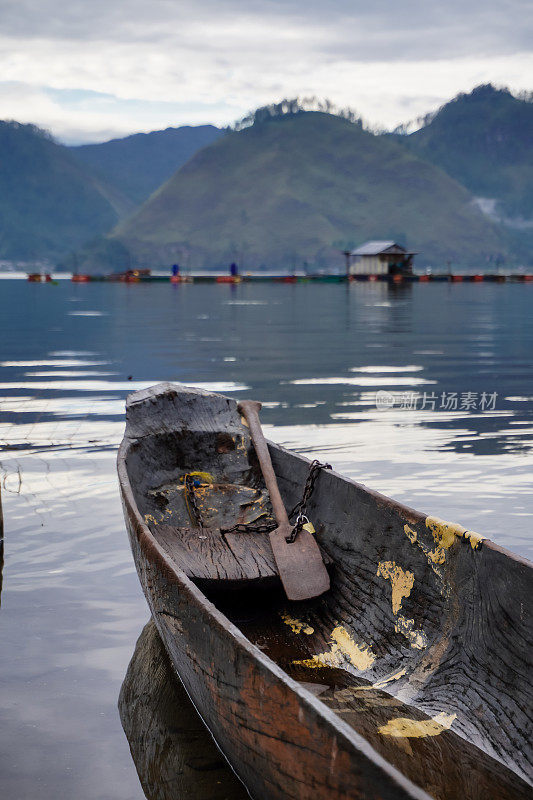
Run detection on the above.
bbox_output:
[289,376,434,386]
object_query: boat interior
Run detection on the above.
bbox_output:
[124,386,532,800]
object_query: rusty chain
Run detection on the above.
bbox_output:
[221,459,332,543]
[184,460,332,542]
[284,459,332,543]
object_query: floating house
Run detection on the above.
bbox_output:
[345,241,416,276]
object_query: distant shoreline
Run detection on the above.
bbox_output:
[3,270,533,283]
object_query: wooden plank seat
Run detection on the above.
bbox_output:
[153,524,279,584]
[146,480,331,586]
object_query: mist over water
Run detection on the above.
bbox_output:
[1,279,532,798]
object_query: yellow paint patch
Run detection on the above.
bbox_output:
[293,625,375,671]
[427,547,447,565]
[426,515,484,552]
[144,513,159,526]
[351,668,409,693]
[379,712,456,738]
[372,668,408,690]
[395,615,428,649]
[377,561,414,614]
[280,613,314,635]
[426,516,460,549]
[181,471,214,484]
[404,521,448,590]
[331,626,376,669]
[376,560,427,646]
[464,530,484,550]
[404,524,417,543]
[293,655,328,669]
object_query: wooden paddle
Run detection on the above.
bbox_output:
[237,400,330,601]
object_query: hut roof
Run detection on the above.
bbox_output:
[350,241,416,256]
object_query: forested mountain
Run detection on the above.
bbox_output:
[0,121,124,260]
[71,125,224,207]
[399,85,533,220]
[113,110,511,269]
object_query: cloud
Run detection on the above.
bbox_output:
[2,0,531,59]
[0,82,238,143]
[0,0,531,142]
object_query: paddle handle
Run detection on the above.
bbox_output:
[237,400,289,527]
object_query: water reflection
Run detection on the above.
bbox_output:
[0,484,4,606]
[119,620,248,800]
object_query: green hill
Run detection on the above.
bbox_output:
[114,111,512,269]
[400,85,533,220]
[71,125,224,207]
[0,121,125,260]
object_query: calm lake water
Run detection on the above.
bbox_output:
[1,278,532,799]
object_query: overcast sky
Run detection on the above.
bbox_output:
[1,0,531,143]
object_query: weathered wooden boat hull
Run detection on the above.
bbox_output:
[118,383,532,800]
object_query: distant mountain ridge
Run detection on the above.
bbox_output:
[0,121,123,260]
[70,125,225,207]
[398,85,533,221]
[113,110,511,269]
[1,85,531,268]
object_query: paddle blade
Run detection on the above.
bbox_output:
[269,523,330,601]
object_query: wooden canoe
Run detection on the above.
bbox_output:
[117,382,532,800]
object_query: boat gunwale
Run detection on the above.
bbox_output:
[274,442,533,569]
[117,433,434,800]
